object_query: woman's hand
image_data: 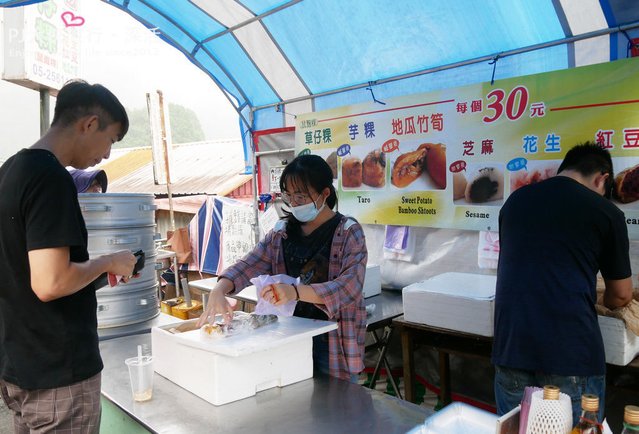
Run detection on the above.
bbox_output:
[196,278,235,327]
[260,283,298,305]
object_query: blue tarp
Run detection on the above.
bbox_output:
[3,0,639,167]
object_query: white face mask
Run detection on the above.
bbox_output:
[290,195,325,222]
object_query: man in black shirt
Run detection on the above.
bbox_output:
[493,143,633,424]
[0,80,137,433]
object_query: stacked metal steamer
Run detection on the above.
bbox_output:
[79,193,160,328]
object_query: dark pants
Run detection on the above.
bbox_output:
[494,365,605,426]
[0,373,101,434]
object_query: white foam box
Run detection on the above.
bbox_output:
[363,264,381,298]
[402,272,496,336]
[406,402,498,434]
[152,315,337,405]
[598,315,639,366]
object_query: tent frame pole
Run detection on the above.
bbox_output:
[250,20,639,113]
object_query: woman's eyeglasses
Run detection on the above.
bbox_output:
[281,192,312,205]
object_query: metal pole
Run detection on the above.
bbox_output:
[251,20,639,113]
[251,135,260,245]
[157,90,175,232]
[157,90,180,297]
[39,88,50,136]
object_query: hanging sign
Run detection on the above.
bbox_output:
[3,0,82,92]
[296,58,639,237]
[269,165,285,193]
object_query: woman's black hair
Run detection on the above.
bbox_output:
[279,154,338,234]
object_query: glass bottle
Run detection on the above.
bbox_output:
[621,405,639,433]
[570,394,602,434]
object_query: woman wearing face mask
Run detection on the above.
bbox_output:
[197,154,368,381]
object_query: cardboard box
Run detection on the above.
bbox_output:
[598,315,639,366]
[152,314,337,405]
[402,272,496,336]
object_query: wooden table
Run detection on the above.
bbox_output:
[392,315,493,405]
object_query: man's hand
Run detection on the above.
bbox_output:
[107,250,137,277]
[29,247,137,302]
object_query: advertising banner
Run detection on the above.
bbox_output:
[295,58,639,237]
[3,0,81,91]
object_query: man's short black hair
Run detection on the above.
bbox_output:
[52,79,129,140]
[558,141,614,198]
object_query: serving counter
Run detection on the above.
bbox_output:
[99,333,432,433]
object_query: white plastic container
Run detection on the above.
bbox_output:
[402,272,496,336]
[152,315,337,405]
[363,264,382,298]
[598,315,639,366]
[407,402,498,433]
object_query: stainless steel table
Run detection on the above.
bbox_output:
[100,333,431,433]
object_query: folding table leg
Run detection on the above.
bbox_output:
[368,327,402,399]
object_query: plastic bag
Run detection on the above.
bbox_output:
[478,230,499,269]
[250,274,299,317]
[596,298,639,335]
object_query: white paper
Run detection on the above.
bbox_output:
[258,205,280,239]
[220,200,256,270]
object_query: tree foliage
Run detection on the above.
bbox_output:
[114,103,205,148]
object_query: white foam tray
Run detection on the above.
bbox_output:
[407,402,498,434]
[598,315,639,366]
[402,272,496,336]
[152,315,337,405]
[363,264,381,298]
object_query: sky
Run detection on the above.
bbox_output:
[0,0,242,161]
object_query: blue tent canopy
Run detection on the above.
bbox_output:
[3,0,639,168]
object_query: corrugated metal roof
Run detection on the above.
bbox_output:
[99,140,252,197]
[154,195,209,214]
[101,149,152,182]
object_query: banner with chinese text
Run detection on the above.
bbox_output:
[3,0,81,91]
[295,58,639,238]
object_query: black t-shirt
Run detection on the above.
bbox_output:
[0,149,102,389]
[284,213,342,320]
[493,176,631,376]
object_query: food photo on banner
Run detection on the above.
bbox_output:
[296,57,639,238]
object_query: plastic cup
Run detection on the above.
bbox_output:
[125,355,154,402]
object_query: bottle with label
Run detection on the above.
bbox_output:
[570,394,602,434]
[621,405,639,433]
